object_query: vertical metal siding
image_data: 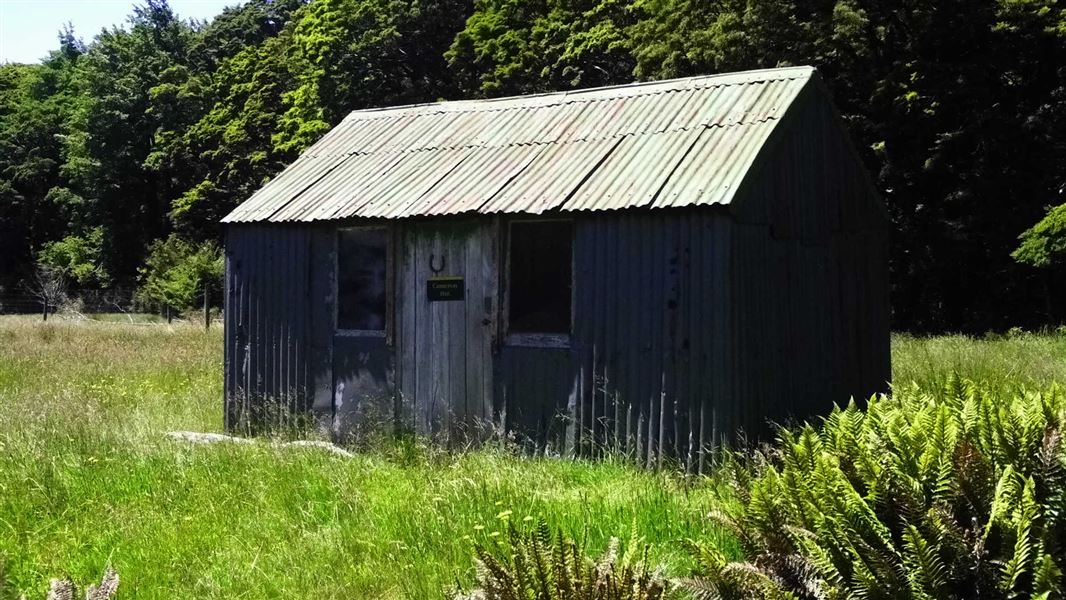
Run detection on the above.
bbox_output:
[308,227,336,430]
[495,208,735,470]
[495,81,887,466]
[727,78,891,430]
[332,335,392,440]
[494,346,572,450]
[227,76,887,459]
[224,224,315,432]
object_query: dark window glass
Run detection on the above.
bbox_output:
[508,221,572,334]
[337,228,387,331]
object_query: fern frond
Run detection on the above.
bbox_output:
[1032,552,1062,598]
[1000,476,1040,595]
[901,524,949,598]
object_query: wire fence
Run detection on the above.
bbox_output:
[0,289,224,329]
[0,289,139,316]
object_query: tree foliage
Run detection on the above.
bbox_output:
[0,0,1063,330]
[1015,204,1066,270]
[446,0,635,97]
[39,226,110,287]
[275,0,469,152]
[136,234,223,313]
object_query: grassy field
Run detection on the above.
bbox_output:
[892,329,1066,393]
[0,317,730,599]
[1,317,1064,598]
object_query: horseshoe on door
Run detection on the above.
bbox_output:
[429,253,446,274]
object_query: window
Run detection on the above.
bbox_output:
[337,227,388,332]
[508,220,572,335]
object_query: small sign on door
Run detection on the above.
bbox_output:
[427,277,464,301]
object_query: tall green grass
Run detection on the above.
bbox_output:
[2,318,1064,598]
[892,331,1066,394]
[0,317,727,599]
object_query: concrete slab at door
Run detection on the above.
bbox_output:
[399,221,496,439]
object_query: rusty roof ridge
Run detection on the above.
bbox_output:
[339,67,815,122]
[338,80,753,121]
[304,118,784,159]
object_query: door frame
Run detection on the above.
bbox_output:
[396,217,499,436]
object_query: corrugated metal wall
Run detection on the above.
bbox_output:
[225,224,318,432]
[494,345,572,450]
[493,79,889,468]
[728,74,891,428]
[224,77,890,462]
[495,209,734,470]
[332,334,392,439]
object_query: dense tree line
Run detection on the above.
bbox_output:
[0,0,1062,331]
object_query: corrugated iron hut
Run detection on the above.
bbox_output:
[221,66,890,466]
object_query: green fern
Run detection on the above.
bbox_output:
[1000,476,1040,596]
[457,522,669,600]
[901,524,949,597]
[681,380,1066,600]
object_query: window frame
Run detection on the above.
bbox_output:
[334,225,393,338]
[502,217,575,348]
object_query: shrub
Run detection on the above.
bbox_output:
[1014,203,1066,269]
[682,376,1066,599]
[39,227,111,288]
[457,521,671,600]
[136,234,223,314]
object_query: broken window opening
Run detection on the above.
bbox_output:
[507,220,573,336]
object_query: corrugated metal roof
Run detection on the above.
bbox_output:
[223,66,815,223]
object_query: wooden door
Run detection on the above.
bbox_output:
[398,220,496,437]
